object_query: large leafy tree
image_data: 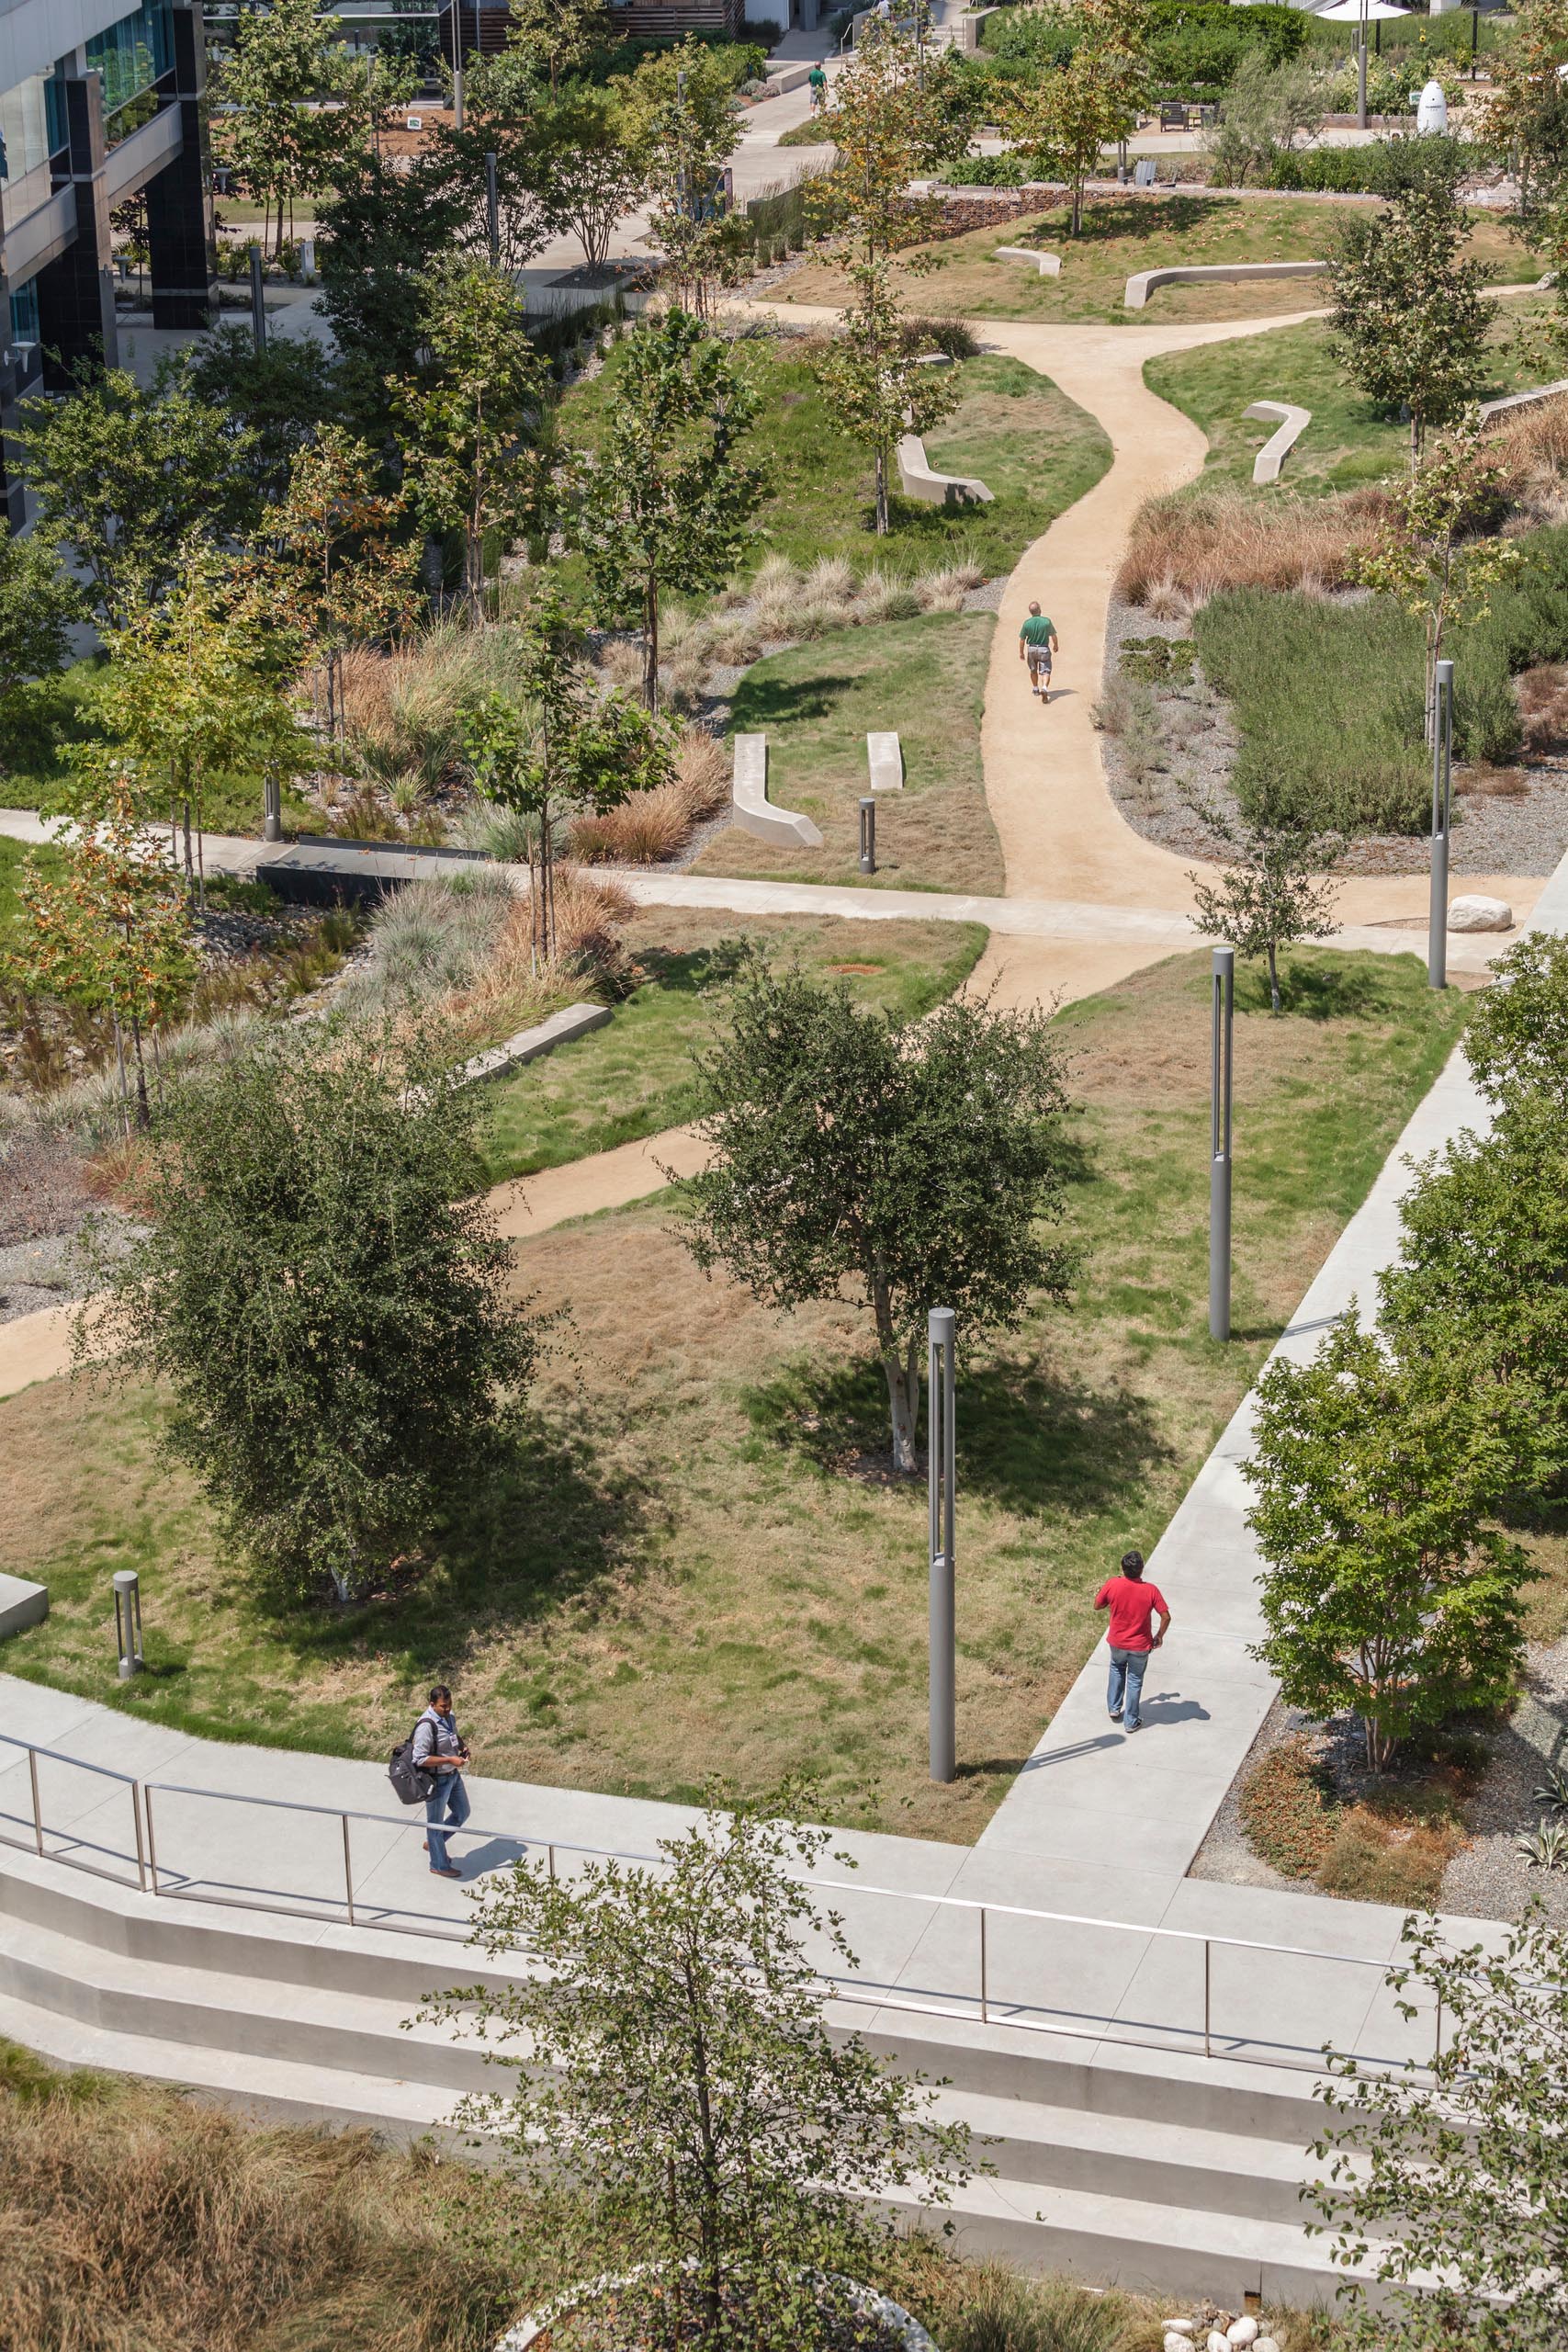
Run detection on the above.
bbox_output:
[677,964,1074,1472]
[173,325,346,505]
[807,12,964,532]
[570,309,763,706]
[502,0,610,92]
[392,257,549,618]
[1308,1908,1568,2351]
[9,773,196,1132]
[1243,1308,1529,1772]
[80,1022,538,1606]
[419,1796,975,2352]
[528,82,649,273]
[14,368,259,628]
[626,39,750,316]
[1482,0,1568,295]
[1327,174,1493,469]
[317,150,470,428]
[1007,0,1146,234]
[213,0,409,252]
[461,595,676,965]
[0,529,84,742]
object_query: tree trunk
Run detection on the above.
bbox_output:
[1267,938,1280,1014]
[112,1015,130,1141]
[874,444,888,536]
[181,795,193,890]
[880,1351,918,1475]
[1072,175,1084,236]
[643,571,660,709]
[1409,408,1420,474]
[128,1010,151,1133]
[464,524,485,622]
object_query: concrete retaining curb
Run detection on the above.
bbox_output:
[458,1003,611,1086]
[0,1575,47,1641]
[731,732,823,849]
[1122,259,1327,311]
[1479,375,1568,422]
[867,731,904,791]
[1243,399,1311,486]
[995,244,1062,277]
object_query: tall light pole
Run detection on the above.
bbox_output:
[928,1306,956,1784]
[1358,0,1369,131]
[449,0,465,130]
[486,149,500,266]
[1209,946,1234,1343]
[1428,657,1454,990]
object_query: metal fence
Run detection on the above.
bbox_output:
[0,1730,1435,2078]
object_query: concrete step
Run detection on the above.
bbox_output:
[0,1973,1358,2312]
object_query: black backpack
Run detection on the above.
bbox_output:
[388,1720,429,1806]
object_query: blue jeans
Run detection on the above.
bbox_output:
[1107,1646,1149,1728]
[424,1770,470,1869]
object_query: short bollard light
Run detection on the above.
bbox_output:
[859,796,876,876]
[113,1569,144,1680]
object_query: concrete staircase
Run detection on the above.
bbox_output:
[0,1838,1373,2310]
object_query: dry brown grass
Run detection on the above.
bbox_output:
[1116,487,1386,608]
[446,870,638,1038]
[0,2062,526,2352]
[569,727,730,867]
[1491,391,1568,526]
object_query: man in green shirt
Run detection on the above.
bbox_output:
[808,62,829,111]
[1019,604,1058,702]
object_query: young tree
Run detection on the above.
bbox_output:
[1188,808,1341,1013]
[626,39,750,316]
[14,368,260,628]
[392,256,549,618]
[807,12,964,531]
[174,324,346,504]
[1243,1308,1529,1773]
[419,1797,975,2352]
[0,530,85,741]
[528,83,649,274]
[1328,176,1493,469]
[1202,48,1325,188]
[461,599,677,964]
[1351,413,1521,741]
[677,966,1074,1473]
[1307,1908,1568,2351]
[570,310,763,705]
[245,425,420,738]
[213,0,392,252]
[9,774,196,1132]
[80,1021,538,1606]
[503,0,610,93]
[1007,0,1145,235]
[96,544,310,906]
[1481,0,1568,291]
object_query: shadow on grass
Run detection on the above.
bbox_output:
[729,672,856,729]
[745,1350,1172,1518]
[1231,955,1413,1024]
[264,1418,650,1671]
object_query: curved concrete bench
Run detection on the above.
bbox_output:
[731,731,822,849]
[897,433,993,507]
[1244,399,1311,486]
[1479,377,1568,422]
[1122,259,1327,311]
[995,245,1062,277]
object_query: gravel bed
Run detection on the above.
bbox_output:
[1440,1635,1568,1927]
[0,1208,142,1325]
[1100,594,1568,877]
[1188,1695,1308,1895]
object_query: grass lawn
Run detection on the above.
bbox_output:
[559,339,1110,581]
[0,834,66,951]
[695,609,1000,894]
[479,908,989,1183]
[1145,302,1560,497]
[0,949,1471,1843]
[776,191,1540,324]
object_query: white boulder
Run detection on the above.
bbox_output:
[1161,2330,1196,2342]
[1255,2341,1280,2352]
[1165,2337,1193,2352]
[1207,2335,1231,2352]
[1447,894,1514,933]
[1227,2324,1259,2348]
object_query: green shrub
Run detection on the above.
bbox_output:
[1120,635,1195,685]
[939,151,1037,187]
[907,314,982,360]
[1267,131,1471,195]
[1238,1736,1338,1876]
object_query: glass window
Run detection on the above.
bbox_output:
[85,1,175,126]
[10,277,39,348]
[0,74,57,184]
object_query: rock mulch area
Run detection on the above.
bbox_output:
[0,1127,142,1325]
[1100,594,1568,877]
[1440,1634,1568,1927]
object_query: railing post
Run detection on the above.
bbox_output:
[1203,1938,1212,2059]
[342,1814,355,1928]
[130,1781,148,1894]
[979,1905,988,2024]
[1434,1994,1443,2064]
[144,1787,160,1895]
[547,1842,557,1883]
[28,1748,42,1857]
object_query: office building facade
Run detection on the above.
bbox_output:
[0,0,218,525]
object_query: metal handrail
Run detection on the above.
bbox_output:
[0,1728,147,1893]
[5,1736,1442,2075]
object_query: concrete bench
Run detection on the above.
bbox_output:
[897,433,993,507]
[1122,259,1327,311]
[0,1573,48,1641]
[731,732,823,849]
[1244,399,1311,486]
[995,245,1062,277]
[1479,377,1568,422]
[867,731,904,792]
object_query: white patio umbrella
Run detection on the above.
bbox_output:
[1311,0,1412,131]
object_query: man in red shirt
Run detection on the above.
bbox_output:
[1093,1548,1170,1735]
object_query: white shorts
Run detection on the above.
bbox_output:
[1027,647,1053,676]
